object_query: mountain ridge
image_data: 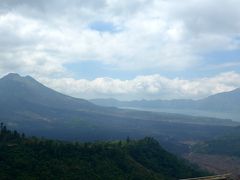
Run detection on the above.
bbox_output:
[90,88,240,115]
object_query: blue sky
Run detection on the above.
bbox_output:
[89,21,119,33]
[0,0,240,100]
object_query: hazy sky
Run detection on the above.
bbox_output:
[0,0,240,100]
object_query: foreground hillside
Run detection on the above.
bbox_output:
[0,124,209,180]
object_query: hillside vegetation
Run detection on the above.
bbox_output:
[0,124,209,180]
[193,133,240,157]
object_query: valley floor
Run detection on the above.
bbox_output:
[184,153,240,179]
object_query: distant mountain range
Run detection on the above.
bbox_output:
[90,88,240,121]
[0,73,237,145]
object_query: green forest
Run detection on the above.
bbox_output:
[0,123,209,180]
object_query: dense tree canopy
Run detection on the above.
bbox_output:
[0,124,209,180]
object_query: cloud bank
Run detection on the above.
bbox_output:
[0,0,240,75]
[0,0,240,99]
[39,71,240,100]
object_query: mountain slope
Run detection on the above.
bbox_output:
[0,73,235,145]
[0,125,209,180]
[0,73,98,111]
[197,88,240,112]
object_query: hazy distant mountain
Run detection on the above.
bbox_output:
[0,73,236,146]
[197,88,240,112]
[91,88,240,115]
[91,98,196,109]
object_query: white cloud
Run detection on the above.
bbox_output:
[0,0,240,99]
[0,0,240,77]
[38,72,240,100]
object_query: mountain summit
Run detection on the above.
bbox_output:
[1,73,21,80]
[0,73,97,111]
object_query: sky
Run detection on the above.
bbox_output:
[0,0,240,100]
